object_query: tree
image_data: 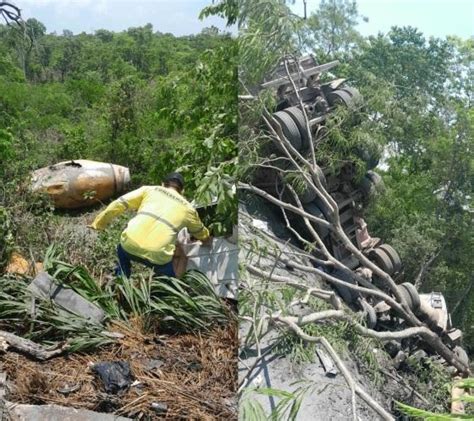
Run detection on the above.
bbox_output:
[304,0,365,60]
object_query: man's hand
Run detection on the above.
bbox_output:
[201,236,213,247]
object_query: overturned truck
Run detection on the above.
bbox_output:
[253,54,469,371]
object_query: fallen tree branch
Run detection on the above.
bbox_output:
[259,100,417,316]
[239,182,332,230]
[0,330,69,360]
[276,310,469,374]
[246,265,469,373]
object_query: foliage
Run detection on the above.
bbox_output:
[0,206,14,270]
[304,0,365,59]
[239,383,310,421]
[0,243,232,354]
[200,0,239,26]
[397,378,474,419]
[0,274,112,352]
[44,245,232,332]
[0,20,237,237]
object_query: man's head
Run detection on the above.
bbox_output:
[163,172,184,193]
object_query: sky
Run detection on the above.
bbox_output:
[18,0,231,36]
[16,0,474,38]
[292,0,474,39]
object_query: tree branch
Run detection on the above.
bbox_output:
[0,330,69,360]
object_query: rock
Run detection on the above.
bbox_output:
[150,402,168,414]
[393,350,407,369]
[4,403,132,421]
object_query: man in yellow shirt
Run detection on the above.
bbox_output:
[90,172,211,278]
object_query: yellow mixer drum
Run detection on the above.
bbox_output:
[31,160,131,209]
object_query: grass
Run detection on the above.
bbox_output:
[0,244,233,353]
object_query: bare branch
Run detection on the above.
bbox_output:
[0,330,69,360]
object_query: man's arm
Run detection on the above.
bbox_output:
[185,208,210,242]
[90,186,147,230]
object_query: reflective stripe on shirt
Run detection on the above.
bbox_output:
[137,211,178,233]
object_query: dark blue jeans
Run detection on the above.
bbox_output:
[115,244,175,278]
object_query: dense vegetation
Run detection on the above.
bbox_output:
[0,18,237,273]
[0,11,238,417]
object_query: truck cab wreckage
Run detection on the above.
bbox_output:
[248,54,470,378]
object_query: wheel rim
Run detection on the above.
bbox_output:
[327,89,354,108]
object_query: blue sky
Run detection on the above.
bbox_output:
[292,0,473,39]
[19,0,230,36]
[17,0,474,39]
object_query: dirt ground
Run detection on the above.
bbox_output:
[2,318,238,420]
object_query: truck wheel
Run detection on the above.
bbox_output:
[369,248,394,275]
[339,86,363,104]
[303,202,329,238]
[398,283,420,313]
[379,244,402,273]
[283,106,311,151]
[453,346,469,367]
[272,111,303,151]
[332,270,360,304]
[327,89,354,108]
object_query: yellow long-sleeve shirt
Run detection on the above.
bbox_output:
[91,186,209,265]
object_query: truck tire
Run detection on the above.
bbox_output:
[272,111,303,151]
[369,248,394,275]
[332,269,359,304]
[303,202,329,238]
[283,106,311,151]
[453,346,469,367]
[398,283,420,313]
[339,86,362,104]
[327,89,354,108]
[379,244,402,273]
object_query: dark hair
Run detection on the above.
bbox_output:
[164,172,184,191]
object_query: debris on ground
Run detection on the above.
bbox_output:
[28,271,105,323]
[179,228,238,300]
[5,252,42,277]
[0,247,238,420]
[1,319,237,419]
[91,361,133,395]
[3,402,133,421]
